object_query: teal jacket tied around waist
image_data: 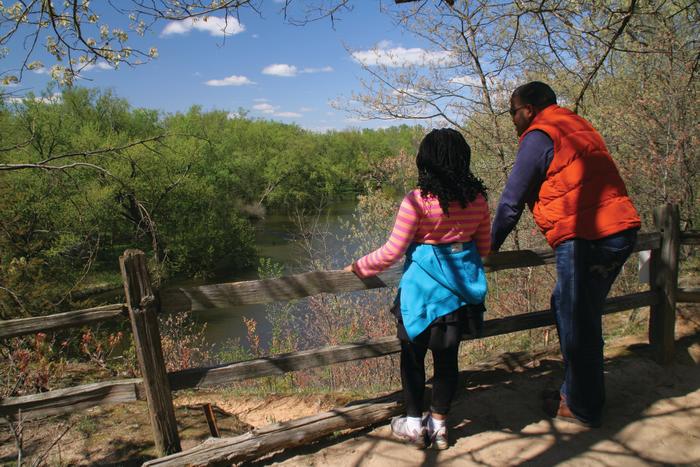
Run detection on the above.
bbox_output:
[399,242,487,341]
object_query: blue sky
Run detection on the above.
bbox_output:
[2,2,443,132]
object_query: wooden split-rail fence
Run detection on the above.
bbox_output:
[1,204,698,465]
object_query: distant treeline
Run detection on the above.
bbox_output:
[0,88,421,318]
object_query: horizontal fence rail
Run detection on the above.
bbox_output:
[678,233,699,304]
[161,232,661,311]
[677,288,700,303]
[681,231,700,245]
[0,232,665,335]
[168,290,657,389]
[0,303,127,339]
[0,379,143,421]
[0,290,658,420]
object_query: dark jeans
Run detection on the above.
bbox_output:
[552,228,637,424]
[401,340,459,417]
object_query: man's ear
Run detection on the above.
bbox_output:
[525,104,537,120]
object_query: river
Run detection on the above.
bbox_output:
[189,199,358,350]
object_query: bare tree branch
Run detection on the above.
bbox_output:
[573,0,638,112]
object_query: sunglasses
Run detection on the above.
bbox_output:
[509,105,527,116]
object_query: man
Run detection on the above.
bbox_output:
[491,81,641,427]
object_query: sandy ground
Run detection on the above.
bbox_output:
[1,309,698,466]
[247,309,700,467]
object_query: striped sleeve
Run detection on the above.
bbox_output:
[474,196,491,257]
[354,192,421,277]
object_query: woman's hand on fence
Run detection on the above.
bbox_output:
[343,263,356,273]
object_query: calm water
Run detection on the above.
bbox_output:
[189,199,358,350]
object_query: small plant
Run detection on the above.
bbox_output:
[80,328,124,375]
[242,316,261,359]
[159,311,214,372]
[76,415,98,438]
[216,337,253,363]
[0,333,68,397]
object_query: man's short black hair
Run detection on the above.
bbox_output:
[512,81,557,110]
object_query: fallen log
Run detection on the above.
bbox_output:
[143,397,404,466]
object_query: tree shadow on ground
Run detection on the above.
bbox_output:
[244,321,700,466]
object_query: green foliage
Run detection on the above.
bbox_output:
[0,87,418,318]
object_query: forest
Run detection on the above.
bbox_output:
[0,89,421,320]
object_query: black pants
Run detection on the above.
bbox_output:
[401,340,459,417]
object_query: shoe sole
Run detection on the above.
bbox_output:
[431,440,448,450]
[394,436,427,449]
[555,414,601,428]
[391,431,428,449]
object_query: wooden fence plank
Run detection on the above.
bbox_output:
[0,291,656,421]
[160,232,661,312]
[0,379,142,421]
[121,249,181,456]
[0,304,126,340]
[649,205,680,364]
[677,287,700,303]
[681,231,700,245]
[143,398,405,466]
[169,291,656,390]
[169,336,401,390]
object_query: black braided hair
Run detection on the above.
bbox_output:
[416,128,487,215]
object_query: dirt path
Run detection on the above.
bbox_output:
[248,311,700,467]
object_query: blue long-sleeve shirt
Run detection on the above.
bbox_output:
[491,130,554,251]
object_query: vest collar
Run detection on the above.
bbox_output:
[519,104,562,143]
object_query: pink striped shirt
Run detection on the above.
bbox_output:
[354,190,491,278]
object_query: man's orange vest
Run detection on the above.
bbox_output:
[521,105,640,248]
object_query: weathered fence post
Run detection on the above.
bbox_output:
[648,204,680,364]
[119,249,181,455]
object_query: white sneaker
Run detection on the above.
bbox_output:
[424,415,449,450]
[390,416,428,449]
[429,425,448,450]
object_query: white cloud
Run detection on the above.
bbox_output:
[252,102,302,119]
[253,102,276,114]
[252,34,260,39]
[391,87,426,97]
[450,75,482,87]
[345,116,369,124]
[4,93,62,104]
[275,111,302,118]
[352,44,455,68]
[253,98,269,102]
[262,64,298,77]
[204,75,255,86]
[162,16,245,37]
[80,61,113,72]
[299,107,313,112]
[301,66,333,74]
[308,126,334,133]
[262,64,333,77]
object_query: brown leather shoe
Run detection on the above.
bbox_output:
[555,398,601,428]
